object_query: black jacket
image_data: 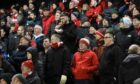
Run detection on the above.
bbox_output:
[60,22,78,54]
[115,28,140,52]
[45,45,71,78]
[119,54,140,84]
[99,44,122,77]
[26,72,41,84]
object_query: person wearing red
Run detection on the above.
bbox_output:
[71,38,99,84]
[42,7,55,35]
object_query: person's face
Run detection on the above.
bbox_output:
[133,8,140,16]
[119,22,125,28]
[82,4,89,11]
[21,65,30,75]
[79,42,88,51]
[111,13,118,19]
[43,39,50,48]
[29,3,34,9]
[17,27,24,35]
[60,16,68,25]
[29,13,36,19]
[0,29,6,38]
[43,10,50,17]
[55,12,61,21]
[34,28,41,35]
[89,27,96,34]
[103,19,109,27]
[27,52,32,59]
[104,33,113,46]
[69,1,75,9]
[23,5,28,11]
[133,18,140,28]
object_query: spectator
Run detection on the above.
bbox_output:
[99,32,122,84]
[21,60,41,84]
[119,44,140,84]
[11,73,27,84]
[0,73,12,84]
[44,34,71,84]
[71,37,99,84]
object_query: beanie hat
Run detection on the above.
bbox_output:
[21,60,33,71]
[95,31,104,38]
[79,38,90,47]
[0,73,12,84]
[121,16,132,28]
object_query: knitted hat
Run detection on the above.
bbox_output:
[21,60,33,71]
[95,31,104,38]
[72,11,80,19]
[121,16,132,28]
[79,38,90,47]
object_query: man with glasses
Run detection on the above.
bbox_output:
[99,31,122,84]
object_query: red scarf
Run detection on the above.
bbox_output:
[51,42,63,48]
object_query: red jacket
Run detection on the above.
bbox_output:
[71,50,99,80]
[42,15,55,35]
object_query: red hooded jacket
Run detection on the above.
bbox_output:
[71,50,99,80]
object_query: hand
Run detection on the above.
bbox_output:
[60,75,67,84]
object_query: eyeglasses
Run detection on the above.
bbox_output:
[104,36,112,39]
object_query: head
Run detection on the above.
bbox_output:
[21,60,33,77]
[0,73,12,84]
[82,3,89,11]
[132,7,140,16]
[133,14,140,28]
[51,34,61,44]
[60,13,70,25]
[29,12,36,20]
[55,12,61,21]
[26,47,38,60]
[128,44,140,54]
[34,25,42,35]
[0,28,6,38]
[104,32,114,47]
[119,16,132,28]
[11,74,27,84]
[95,31,104,40]
[43,37,50,49]
[69,1,75,9]
[19,37,30,46]
[17,26,25,36]
[89,26,96,34]
[43,7,50,17]
[23,5,28,11]
[111,12,119,20]
[79,38,90,51]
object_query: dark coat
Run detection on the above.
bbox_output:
[115,28,140,52]
[7,32,20,55]
[99,44,122,84]
[119,54,140,84]
[26,72,41,84]
[44,45,71,83]
[115,28,140,61]
[60,22,78,54]
[0,59,16,74]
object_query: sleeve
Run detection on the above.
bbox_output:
[62,47,71,75]
[84,52,99,72]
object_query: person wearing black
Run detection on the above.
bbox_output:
[44,34,71,84]
[119,44,140,84]
[99,32,122,84]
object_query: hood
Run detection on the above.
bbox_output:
[26,47,38,63]
[123,54,140,63]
